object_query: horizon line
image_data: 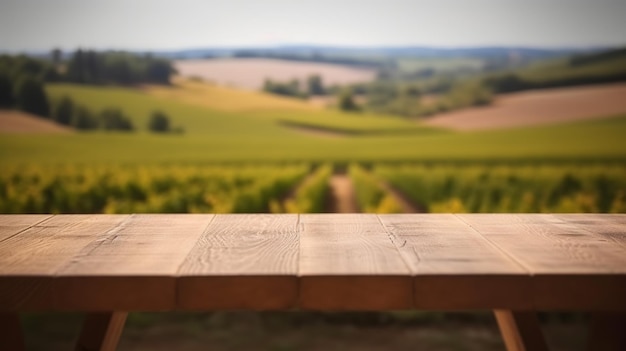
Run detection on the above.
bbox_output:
[2,42,622,54]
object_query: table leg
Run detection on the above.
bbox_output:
[587,312,626,351]
[0,312,26,351]
[75,311,127,351]
[494,310,549,351]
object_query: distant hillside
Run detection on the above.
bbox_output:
[152,45,599,62]
[484,47,626,93]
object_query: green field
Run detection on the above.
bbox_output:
[374,163,626,213]
[396,57,485,73]
[2,80,626,214]
[1,82,625,165]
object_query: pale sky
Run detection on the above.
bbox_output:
[1,0,625,51]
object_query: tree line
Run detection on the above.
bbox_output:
[484,47,626,93]
[53,95,178,132]
[48,94,175,133]
[0,50,179,132]
[232,50,389,69]
[262,74,327,98]
[262,74,360,112]
[65,50,174,85]
[1,49,175,86]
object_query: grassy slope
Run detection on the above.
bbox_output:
[1,82,625,165]
[396,57,485,73]
[502,50,626,86]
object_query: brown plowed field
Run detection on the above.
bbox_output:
[424,83,626,131]
[175,58,377,90]
[0,110,72,133]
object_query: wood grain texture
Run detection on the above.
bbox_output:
[0,215,52,242]
[0,215,130,275]
[0,215,129,310]
[178,214,299,310]
[75,312,127,351]
[54,214,214,310]
[555,214,626,248]
[457,214,626,310]
[456,214,626,273]
[379,214,530,309]
[299,214,412,310]
[0,214,624,312]
[494,310,548,351]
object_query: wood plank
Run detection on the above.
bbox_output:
[0,215,129,311]
[555,214,626,247]
[75,312,127,351]
[178,214,299,310]
[457,214,626,273]
[457,214,626,310]
[55,214,214,311]
[0,215,130,275]
[494,310,548,351]
[586,312,626,351]
[379,214,531,309]
[0,313,25,351]
[299,214,412,310]
[0,214,53,242]
[0,214,624,314]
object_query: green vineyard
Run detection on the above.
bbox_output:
[0,164,309,214]
[2,162,625,215]
[374,163,626,213]
[1,81,626,216]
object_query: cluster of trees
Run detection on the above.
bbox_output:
[0,55,60,85]
[65,50,174,85]
[263,79,307,99]
[347,46,626,119]
[0,72,135,131]
[51,96,175,133]
[0,73,51,116]
[147,111,173,133]
[51,97,134,131]
[0,55,60,118]
[483,47,626,93]
[262,74,328,98]
[337,89,360,112]
[0,49,175,87]
[360,80,492,117]
[484,70,626,93]
[261,74,361,112]
[1,51,179,133]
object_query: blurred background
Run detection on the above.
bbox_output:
[1,0,625,350]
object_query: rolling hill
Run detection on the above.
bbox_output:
[1,79,625,165]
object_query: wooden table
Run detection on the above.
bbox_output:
[1,214,625,350]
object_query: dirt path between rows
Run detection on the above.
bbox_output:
[326,174,359,213]
[325,172,424,214]
[377,180,425,213]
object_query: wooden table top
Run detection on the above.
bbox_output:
[1,214,624,312]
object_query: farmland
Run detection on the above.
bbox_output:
[5,46,616,351]
[374,163,626,213]
[1,78,626,216]
[424,83,626,130]
[0,164,311,214]
[174,58,377,90]
[0,110,72,134]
